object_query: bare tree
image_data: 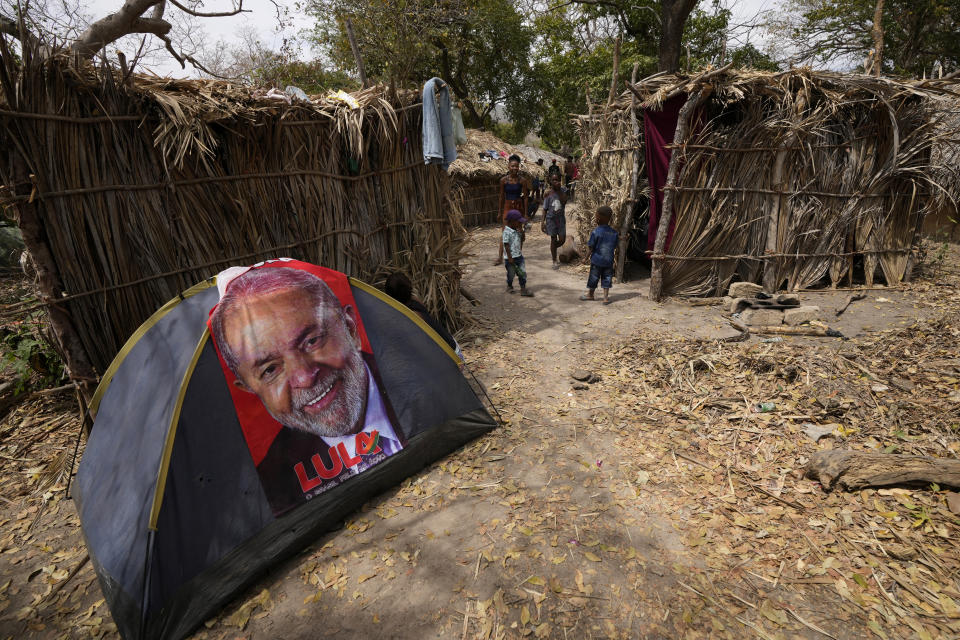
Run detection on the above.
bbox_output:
[0,0,264,73]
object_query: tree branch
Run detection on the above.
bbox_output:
[71,0,165,58]
[0,14,19,39]
[167,0,247,19]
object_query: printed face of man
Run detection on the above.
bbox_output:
[223,287,368,438]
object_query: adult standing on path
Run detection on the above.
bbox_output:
[495,154,530,265]
[540,174,568,269]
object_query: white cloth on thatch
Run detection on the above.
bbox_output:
[422,78,458,170]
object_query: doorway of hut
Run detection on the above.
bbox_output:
[624,193,652,279]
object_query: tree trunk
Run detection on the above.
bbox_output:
[438,47,483,127]
[658,0,698,72]
[11,156,98,398]
[345,18,369,88]
[649,87,711,301]
[806,450,960,491]
[607,35,621,107]
[871,0,885,76]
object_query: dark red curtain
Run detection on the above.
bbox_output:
[643,94,687,254]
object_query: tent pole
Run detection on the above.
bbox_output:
[464,365,504,426]
[139,530,157,640]
[63,406,89,498]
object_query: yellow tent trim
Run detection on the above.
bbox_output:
[89,279,216,415]
[148,328,209,531]
[348,279,460,364]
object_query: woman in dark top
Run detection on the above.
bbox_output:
[495,154,530,265]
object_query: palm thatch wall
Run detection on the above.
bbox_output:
[575,104,646,274]
[926,94,960,241]
[0,55,465,382]
[576,68,957,299]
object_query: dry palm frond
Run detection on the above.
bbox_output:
[575,67,959,296]
[0,56,466,373]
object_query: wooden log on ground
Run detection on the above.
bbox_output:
[728,319,844,338]
[806,450,960,491]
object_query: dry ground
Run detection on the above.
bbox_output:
[1,211,959,639]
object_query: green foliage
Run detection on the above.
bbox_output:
[771,0,960,76]
[531,0,731,149]
[251,57,358,95]
[1,314,65,393]
[306,0,536,130]
[490,121,526,145]
[682,1,732,70]
[728,43,780,71]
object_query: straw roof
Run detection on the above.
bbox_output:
[1,57,464,376]
[575,67,960,297]
[609,66,957,112]
[449,129,555,181]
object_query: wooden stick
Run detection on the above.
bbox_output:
[663,185,906,199]
[345,18,369,89]
[728,319,843,337]
[648,249,910,261]
[607,35,621,107]
[42,554,89,603]
[11,156,97,400]
[650,87,714,301]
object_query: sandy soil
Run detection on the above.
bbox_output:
[0,207,952,640]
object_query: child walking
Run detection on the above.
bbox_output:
[503,209,534,297]
[580,205,618,305]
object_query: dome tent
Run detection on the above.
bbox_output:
[75,259,497,640]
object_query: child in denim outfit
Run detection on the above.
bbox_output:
[580,206,618,305]
[503,209,534,296]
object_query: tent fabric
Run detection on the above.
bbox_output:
[75,266,497,640]
[643,94,687,254]
[76,284,222,597]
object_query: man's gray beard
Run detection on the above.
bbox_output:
[270,350,367,438]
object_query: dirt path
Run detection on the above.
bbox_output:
[1,217,957,640]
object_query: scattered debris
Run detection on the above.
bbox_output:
[728,281,764,298]
[801,423,836,442]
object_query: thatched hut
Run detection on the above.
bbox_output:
[576,68,958,299]
[449,129,561,226]
[925,95,960,241]
[0,57,465,386]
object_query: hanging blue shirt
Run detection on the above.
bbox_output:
[588,224,619,268]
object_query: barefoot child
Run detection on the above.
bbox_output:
[503,209,534,297]
[580,205,618,304]
[540,174,568,269]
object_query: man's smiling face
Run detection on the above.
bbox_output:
[224,286,368,438]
